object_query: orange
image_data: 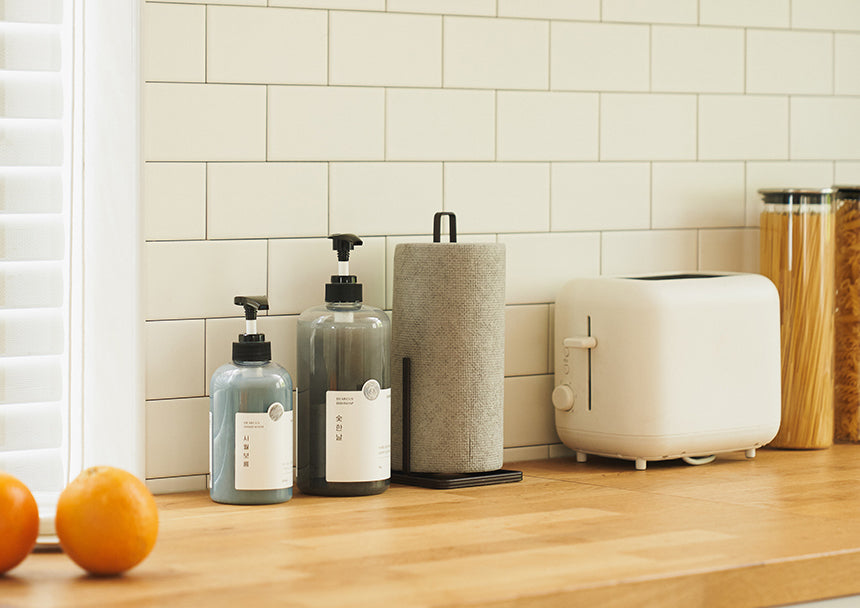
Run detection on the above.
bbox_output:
[0,472,39,574]
[55,466,158,576]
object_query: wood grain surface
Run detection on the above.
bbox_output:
[5,447,860,607]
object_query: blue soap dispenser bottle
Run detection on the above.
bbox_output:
[210,296,293,505]
[296,234,391,496]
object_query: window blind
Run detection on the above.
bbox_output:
[0,0,72,522]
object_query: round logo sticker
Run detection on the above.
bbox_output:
[268,402,285,422]
[362,379,380,401]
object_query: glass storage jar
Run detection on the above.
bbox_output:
[834,186,860,442]
[759,188,834,449]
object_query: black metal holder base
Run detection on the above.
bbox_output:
[391,469,523,490]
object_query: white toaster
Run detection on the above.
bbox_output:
[553,273,781,470]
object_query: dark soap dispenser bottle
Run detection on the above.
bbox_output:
[296,234,391,496]
[210,296,293,505]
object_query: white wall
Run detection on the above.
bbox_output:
[142,0,860,492]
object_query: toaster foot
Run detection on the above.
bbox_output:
[635,458,647,471]
[576,451,587,463]
[745,448,756,459]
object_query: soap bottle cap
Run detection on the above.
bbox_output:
[325,234,363,303]
[232,296,272,362]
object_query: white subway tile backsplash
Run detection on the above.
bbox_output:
[503,375,557,447]
[146,475,208,496]
[551,162,650,231]
[497,92,598,161]
[745,161,834,226]
[601,230,698,275]
[145,398,209,479]
[505,305,550,376]
[143,3,205,83]
[791,98,860,160]
[504,445,551,464]
[791,0,860,31]
[600,94,696,161]
[270,0,382,9]
[144,83,266,161]
[699,0,789,28]
[387,0,495,15]
[444,163,550,233]
[330,11,441,87]
[499,0,599,20]
[386,89,494,160]
[652,26,744,94]
[601,0,697,24]
[330,162,441,235]
[145,320,205,401]
[836,34,860,96]
[550,22,648,93]
[652,162,745,229]
[698,96,789,161]
[207,6,326,85]
[268,237,386,315]
[698,228,759,273]
[207,163,327,239]
[268,86,384,161]
[836,162,860,184]
[145,240,268,320]
[746,30,833,95]
[144,163,206,241]
[155,0,264,5]
[501,232,600,304]
[443,16,548,90]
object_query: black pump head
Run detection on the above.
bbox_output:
[234,295,269,320]
[330,234,363,262]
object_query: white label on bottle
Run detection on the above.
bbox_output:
[325,381,391,483]
[234,404,293,491]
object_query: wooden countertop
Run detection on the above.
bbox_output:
[6,446,860,607]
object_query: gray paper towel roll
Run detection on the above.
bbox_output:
[391,241,506,474]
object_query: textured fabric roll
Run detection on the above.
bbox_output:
[391,242,506,473]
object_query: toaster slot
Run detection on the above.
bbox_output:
[587,316,592,411]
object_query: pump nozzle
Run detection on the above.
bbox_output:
[330,234,363,262]
[234,296,269,335]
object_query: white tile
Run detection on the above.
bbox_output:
[652,162,745,229]
[330,12,440,87]
[699,0,789,27]
[503,375,557,447]
[791,98,860,161]
[144,163,206,241]
[500,232,600,305]
[652,26,743,93]
[443,16,548,90]
[144,83,265,161]
[744,161,834,226]
[548,443,576,459]
[547,303,555,372]
[145,240,267,320]
[146,475,208,495]
[698,228,759,274]
[330,163,442,236]
[385,233,497,309]
[206,315,298,394]
[155,0,265,4]
[550,22,649,92]
[747,30,833,95]
[444,163,550,233]
[207,6,326,85]
[503,445,550,463]
[386,89,494,161]
[551,162,650,231]
[499,0,599,20]
[505,305,550,376]
[836,162,860,185]
[145,398,209,479]
[268,237,386,314]
[791,0,860,30]
[207,163,327,239]
[146,320,205,400]
[836,34,860,96]
[601,230,698,276]
[497,92,598,161]
[698,96,789,161]
[388,0,496,15]
[268,86,384,161]
[600,94,696,161]
[601,0,697,24]
[270,0,382,8]
[143,3,205,82]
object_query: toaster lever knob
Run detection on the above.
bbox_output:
[552,385,576,411]
[563,336,596,349]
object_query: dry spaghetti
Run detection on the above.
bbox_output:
[835,190,860,442]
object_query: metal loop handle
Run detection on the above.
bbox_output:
[433,212,457,243]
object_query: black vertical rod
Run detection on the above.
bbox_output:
[402,357,412,474]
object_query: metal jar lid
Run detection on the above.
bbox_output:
[834,185,860,199]
[758,187,833,205]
